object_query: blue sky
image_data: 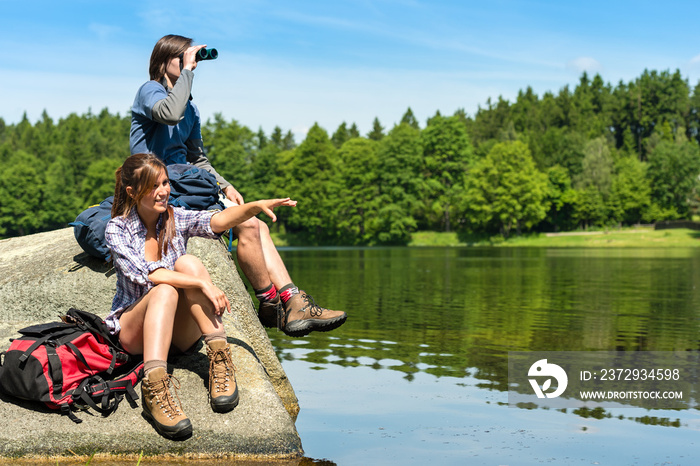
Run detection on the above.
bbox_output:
[2,0,700,141]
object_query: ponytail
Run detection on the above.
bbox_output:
[158,206,176,261]
[111,166,127,219]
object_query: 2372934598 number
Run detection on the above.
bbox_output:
[599,368,680,381]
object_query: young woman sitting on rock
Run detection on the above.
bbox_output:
[105,152,296,439]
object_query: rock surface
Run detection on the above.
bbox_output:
[0,227,302,460]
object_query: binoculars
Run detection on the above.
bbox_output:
[195,48,218,61]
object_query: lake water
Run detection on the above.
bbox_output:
[254,247,700,465]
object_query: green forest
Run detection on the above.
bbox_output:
[2,69,700,245]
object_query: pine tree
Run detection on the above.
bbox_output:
[331,122,349,148]
[256,127,267,151]
[400,107,420,129]
[367,117,385,141]
[348,123,360,139]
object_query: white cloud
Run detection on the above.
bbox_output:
[566,56,602,74]
[88,23,123,41]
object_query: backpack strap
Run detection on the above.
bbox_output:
[76,376,118,414]
[65,342,91,372]
[45,346,63,396]
[76,362,143,414]
[60,405,83,424]
[61,375,124,424]
[18,328,75,398]
[89,377,140,411]
[17,328,76,366]
[107,348,117,375]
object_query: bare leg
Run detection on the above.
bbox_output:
[233,218,351,337]
[172,256,239,413]
[117,254,226,358]
[232,217,272,290]
[233,217,293,290]
[118,283,179,361]
[170,254,225,351]
[257,219,292,287]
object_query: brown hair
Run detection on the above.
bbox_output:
[112,153,175,260]
[148,34,193,82]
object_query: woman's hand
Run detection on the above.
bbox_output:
[181,45,207,72]
[201,281,231,316]
[256,198,297,222]
[210,197,297,233]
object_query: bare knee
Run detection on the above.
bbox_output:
[150,283,179,305]
[119,284,177,350]
[174,254,207,277]
[257,218,270,236]
[233,217,261,245]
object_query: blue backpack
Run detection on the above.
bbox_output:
[71,165,224,261]
[70,196,114,261]
[166,164,224,211]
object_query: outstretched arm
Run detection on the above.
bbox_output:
[210,198,297,234]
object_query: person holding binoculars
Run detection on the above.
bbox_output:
[129,34,347,354]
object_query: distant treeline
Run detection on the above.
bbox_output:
[2,69,700,244]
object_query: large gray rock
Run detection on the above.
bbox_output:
[0,228,302,460]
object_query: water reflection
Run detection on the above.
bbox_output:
[266,246,700,376]
[243,247,700,463]
[270,334,471,381]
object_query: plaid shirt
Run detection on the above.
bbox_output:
[105,207,220,334]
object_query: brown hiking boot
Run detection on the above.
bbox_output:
[141,367,192,440]
[281,291,347,337]
[207,340,239,413]
[258,295,284,328]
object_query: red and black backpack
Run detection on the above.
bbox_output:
[0,308,143,423]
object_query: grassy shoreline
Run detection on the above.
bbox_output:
[413,227,700,248]
[269,227,700,248]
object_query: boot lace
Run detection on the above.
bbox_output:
[208,346,236,396]
[152,374,184,420]
[301,292,325,318]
